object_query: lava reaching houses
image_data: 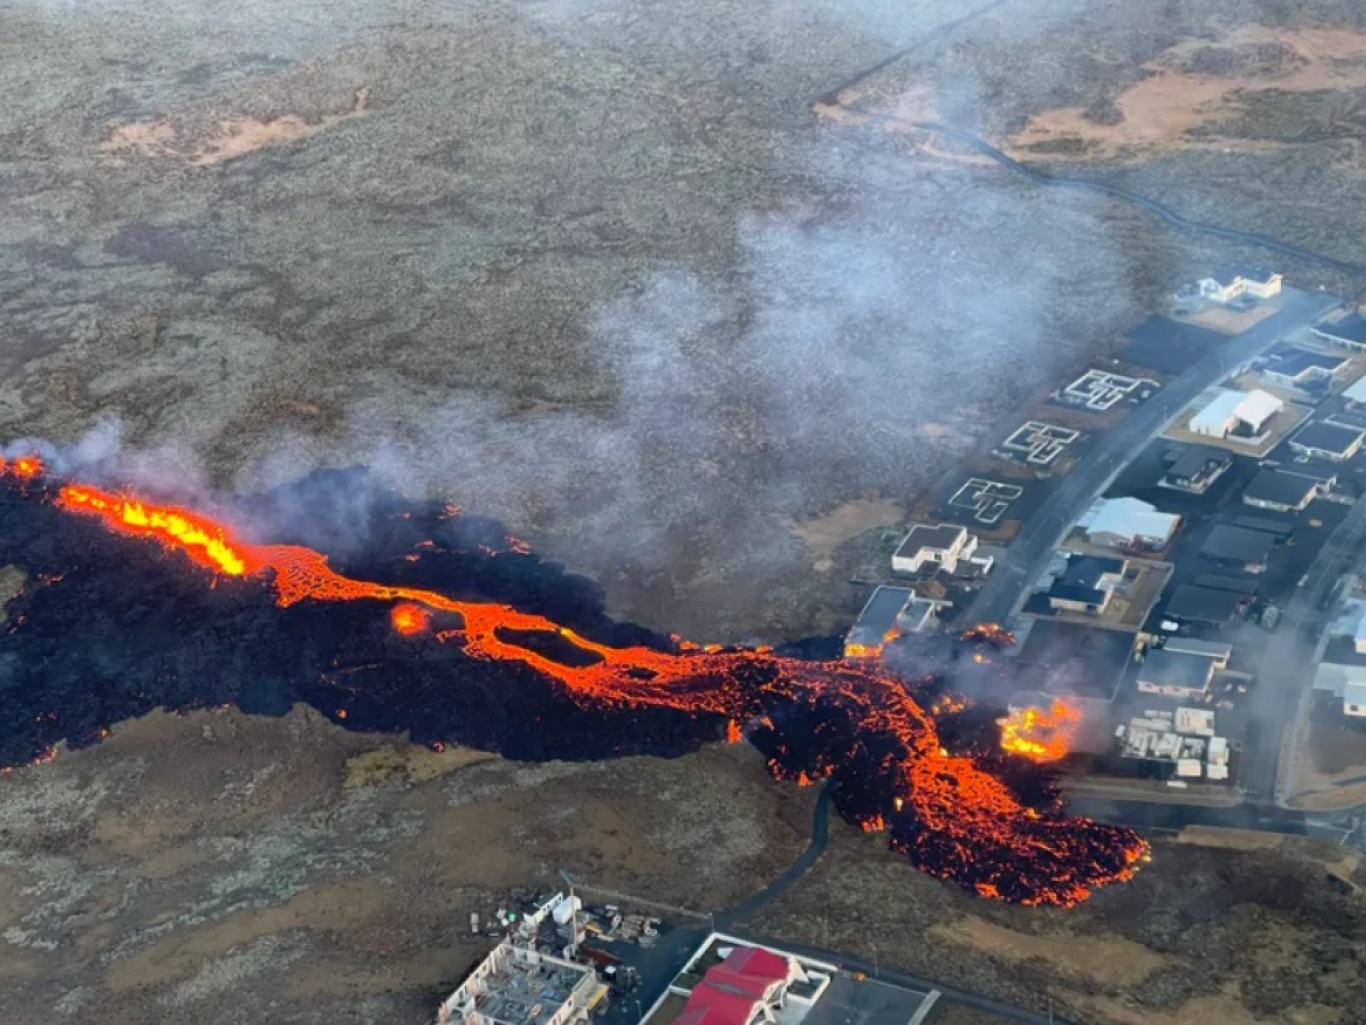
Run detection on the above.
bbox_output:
[843,586,948,658]
[437,938,607,1025]
[1160,444,1233,494]
[1076,496,1180,552]
[1188,388,1283,443]
[1194,266,1283,305]
[890,523,992,577]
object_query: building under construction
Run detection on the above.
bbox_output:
[437,938,608,1025]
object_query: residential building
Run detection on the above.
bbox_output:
[1163,637,1232,670]
[1077,496,1181,550]
[844,586,914,658]
[1136,649,1217,700]
[1313,662,1366,718]
[1164,583,1244,626]
[1312,310,1366,351]
[1343,375,1366,407]
[899,596,948,634]
[1261,347,1347,388]
[676,947,801,1025]
[1189,388,1283,441]
[1242,469,1329,512]
[1161,444,1232,494]
[1046,554,1127,615]
[1200,524,1276,572]
[1196,267,1283,304]
[891,523,981,575]
[437,939,606,1025]
[1288,421,1365,463]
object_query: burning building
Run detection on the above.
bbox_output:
[0,458,1148,906]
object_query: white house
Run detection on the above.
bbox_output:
[892,523,991,576]
[1197,267,1283,305]
[1077,496,1181,550]
[1313,662,1366,718]
[1189,388,1282,441]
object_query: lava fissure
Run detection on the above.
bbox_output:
[0,458,1148,905]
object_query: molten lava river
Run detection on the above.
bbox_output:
[0,457,1148,906]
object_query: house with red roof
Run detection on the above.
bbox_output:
[674,947,803,1025]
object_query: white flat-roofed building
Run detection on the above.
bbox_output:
[1313,662,1366,717]
[1190,388,1283,441]
[1077,496,1181,551]
[891,523,978,575]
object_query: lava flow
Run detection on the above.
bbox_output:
[1,458,1149,906]
[999,698,1084,763]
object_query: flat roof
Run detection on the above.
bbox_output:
[1242,469,1319,507]
[1344,376,1366,404]
[1314,311,1366,344]
[1193,572,1259,594]
[1291,420,1363,456]
[799,975,932,1025]
[1200,524,1276,564]
[1138,649,1216,690]
[1164,637,1233,659]
[1012,620,1137,700]
[1230,514,1293,537]
[1190,389,1244,431]
[1265,347,1347,378]
[847,586,913,647]
[1165,583,1243,623]
[894,523,965,558]
[1234,389,1283,426]
[1167,444,1232,479]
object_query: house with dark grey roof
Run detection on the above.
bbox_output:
[1200,524,1276,571]
[1312,311,1366,351]
[1288,421,1366,463]
[844,585,915,657]
[1242,469,1329,512]
[1161,444,1232,494]
[1262,347,1347,388]
[1164,583,1244,625]
[1046,554,1127,615]
[1136,649,1218,700]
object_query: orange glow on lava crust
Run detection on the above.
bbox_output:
[11,470,1149,906]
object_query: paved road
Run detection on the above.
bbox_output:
[716,784,831,929]
[1253,487,1366,805]
[965,289,1339,629]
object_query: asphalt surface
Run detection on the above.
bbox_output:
[1255,483,1366,806]
[964,288,1340,629]
[715,783,831,929]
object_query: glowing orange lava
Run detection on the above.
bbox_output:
[390,602,430,636]
[1000,698,1083,763]
[25,473,1147,906]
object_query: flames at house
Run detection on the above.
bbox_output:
[0,457,1148,906]
[999,698,1084,763]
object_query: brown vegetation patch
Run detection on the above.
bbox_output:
[787,499,903,570]
[1007,27,1366,161]
[343,744,495,789]
[928,916,1167,988]
[99,87,369,168]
